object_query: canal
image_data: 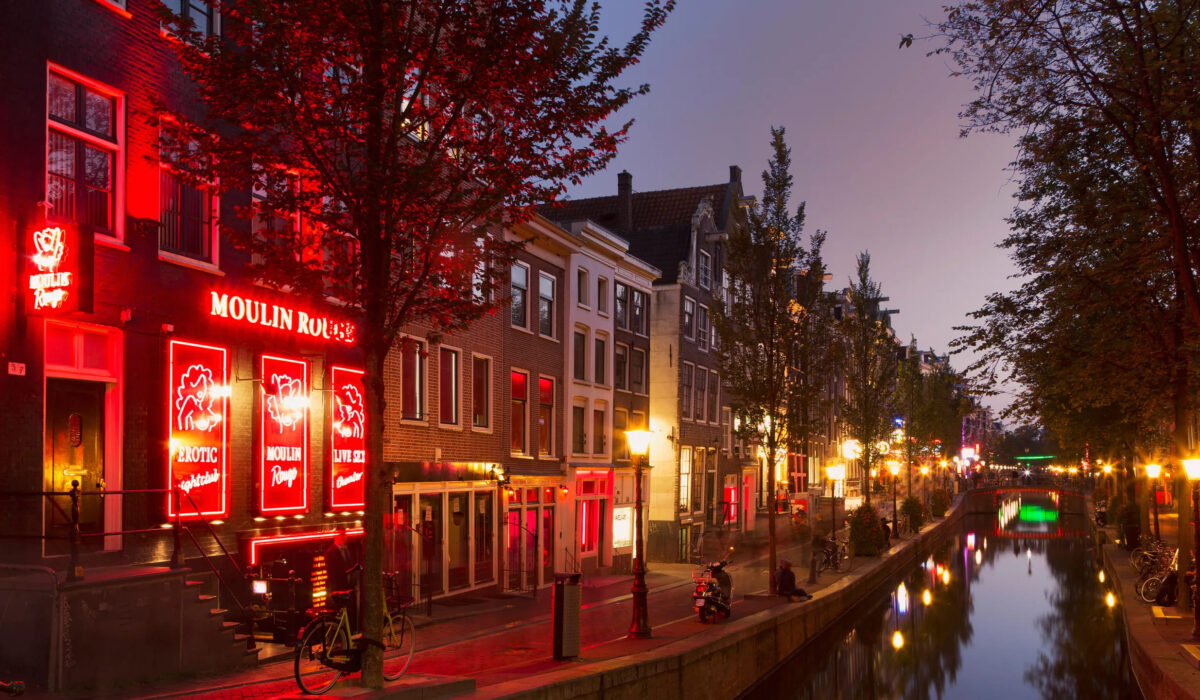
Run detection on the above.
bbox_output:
[744,493,1138,699]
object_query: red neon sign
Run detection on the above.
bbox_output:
[26,226,85,314]
[330,366,366,509]
[168,340,229,518]
[259,354,309,514]
[208,291,355,344]
[247,528,363,565]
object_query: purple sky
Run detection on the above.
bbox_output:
[570,1,1020,415]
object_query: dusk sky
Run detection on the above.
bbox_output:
[571,0,1021,416]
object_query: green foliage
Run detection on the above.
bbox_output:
[849,503,887,557]
[930,488,950,517]
[901,495,925,532]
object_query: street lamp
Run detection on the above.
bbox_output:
[625,429,652,639]
[1145,463,1162,540]
[1183,458,1200,640]
[826,464,845,537]
[889,462,901,535]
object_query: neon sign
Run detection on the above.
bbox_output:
[330,366,366,508]
[27,226,81,313]
[208,291,355,344]
[169,340,229,518]
[259,354,309,514]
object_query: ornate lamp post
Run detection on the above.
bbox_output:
[826,463,845,537]
[889,462,901,535]
[1145,463,1162,540]
[1183,458,1200,640]
[625,429,652,639]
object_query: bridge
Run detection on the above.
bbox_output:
[964,483,1089,516]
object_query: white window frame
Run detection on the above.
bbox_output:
[537,374,556,457]
[683,297,696,341]
[471,353,493,433]
[576,267,590,309]
[510,368,530,456]
[697,305,709,352]
[398,336,428,424]
[613,342,629,391]
[538,272,556,338]
[698,250,712,289]
[593,333,608,387]
[597,277,609,315]
[510,262,530,331]
[46,64,127,248]
[437,345,462,429]
[573,327,589,383]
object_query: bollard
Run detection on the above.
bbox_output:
[68,480,82,582]
[170,485,184,569]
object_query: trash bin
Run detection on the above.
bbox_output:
[552,572,582,660]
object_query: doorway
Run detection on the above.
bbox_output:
[44,378,107,554]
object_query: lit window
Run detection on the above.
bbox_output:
[472,356,490,428]
[510,371,527,454]
[439,348,459,425]
[538,273,556,337]
[679,447,692,512]
[47,71,120,239]
[538,377,554,455]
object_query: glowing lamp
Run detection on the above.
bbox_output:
[1145,463,1162,479]
[1102,464,1112,475]
[892,630,904,650]
[826,464,845,481]
[920,465,929,476]
[1185,459,1200,480]
[888,462,900,477]
[840,439,863,460]
[625,430,652,457]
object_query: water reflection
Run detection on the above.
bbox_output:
[745,505,1137,699]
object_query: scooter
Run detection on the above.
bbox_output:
[692,558,733,623]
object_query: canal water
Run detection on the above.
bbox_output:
[744,493,1139,699]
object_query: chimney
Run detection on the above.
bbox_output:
[617,170,633,234]
[729,165,742,186]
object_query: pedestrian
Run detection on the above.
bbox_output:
[880,516,891,547]
[775,560,813,602]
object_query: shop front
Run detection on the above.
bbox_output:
[501,480,560,592]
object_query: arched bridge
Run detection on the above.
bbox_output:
[964,485,1088,516]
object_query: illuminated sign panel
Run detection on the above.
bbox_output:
[259,354,309,514]
[330,366,366,508]
[26,226,90,314]
[208,291,355,344]
[168,340,229,518]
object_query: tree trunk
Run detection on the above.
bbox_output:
[360,336,388,688]
[1171,283,1193,610]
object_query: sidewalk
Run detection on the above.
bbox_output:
[57,534,840,700]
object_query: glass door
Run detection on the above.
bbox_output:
[390,494,414,597]
[447,492,470,590]
[541,507,555,584]
[419,493,443,597]
[474,491,495,585]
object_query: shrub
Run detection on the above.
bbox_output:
[901,495,925,532]
[849,503,887,556]
[930,488,950,517]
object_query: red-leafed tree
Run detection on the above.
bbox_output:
[158,0,672,685]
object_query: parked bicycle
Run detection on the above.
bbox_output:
[293,567,416,695]
[817,536,848,574]
[1136,547,1177,603]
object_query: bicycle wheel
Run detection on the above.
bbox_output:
[381,612,416,681]
[295,618,351,695]
[1131,551,1153,574]
[1140,576,1163,604]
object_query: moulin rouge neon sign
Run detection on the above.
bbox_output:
[208,291,355,344]
[259,354,309,514]
[28,226,74,311]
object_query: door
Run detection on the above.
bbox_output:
[390,494,414,597]
[45,378,106,553]
[419,493,443,597]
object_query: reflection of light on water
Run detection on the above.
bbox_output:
[942,569,951,585]
[1106,592,1116,608]
[897,582,909,614]
[923,589,932,606]
[967,533,976,549]
[1099,571,1105,583]
[975,549,983,566]
[892,630,905,650]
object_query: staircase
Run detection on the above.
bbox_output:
[180,574,261,675]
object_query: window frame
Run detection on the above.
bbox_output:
[471,354,492,432]
[576,267,590,309]
[571,403,587,455]
[698,250,712,289]
[592,404,607,456]
[679,447,692,513]
[510,262,530,330]
[593,334,607,386]
[538,272,556,338]
[632,289,648,336]
[694,367,708,423]
[708,370,720,424]
[573,329,588,382]
[681,362,694,420]
[613,343,629,391]
[615,283,629,330]
[163,0,221,40]
[630,347,646,395]
[597,277,609,315]
[537,375,555,456]
[697,305,710,352]
[438,346,461,427]
[45,65,126,246]
[510,369,529,455]
[614,408,629,462]
[683,297,696,340]
[158,161,220,269]
[399,339,427,423]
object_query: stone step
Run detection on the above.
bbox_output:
[1152,606,1186,624]
[1180,644,1200,670]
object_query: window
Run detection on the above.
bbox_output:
[511,264,528,328]
[439,348,459,425]
[401,341,425,420]
[510,371,528,454]
[682,363,694,419]
[594,337,606,385]
[597,278,609,314]
[615,283,629,329]
[708,371,719,422]
[692,450,705,512]
[592,407,606,454]
[614,409,629,462]
[472,238,488,302]
[722,407,733,454]
[698,251,712,289]
[632,290,647,334]
[697,306,710,351]
[47,70,120,239]
[538,272,555,337]
[631,348,646,394]
[683,298,696,340]
[538,378,554,455]
[679,447,692,512]
[573,331,587,381]
[577,268,589,307]
[614,344,628,391]
[580,499,603,554]
[166,0,219,38]
[572,405,586,454]
[695,369,707,423]
[160,168,215,262]
[472,356,490,428]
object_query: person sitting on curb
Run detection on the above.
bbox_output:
[776,560,812,602]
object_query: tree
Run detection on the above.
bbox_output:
[787,236,836,503]
[713,126,815,592]
[839,253,898,506]
[159,0,672,685]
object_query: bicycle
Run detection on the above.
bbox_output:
[294,568,416,695]
[817,536,848,573]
